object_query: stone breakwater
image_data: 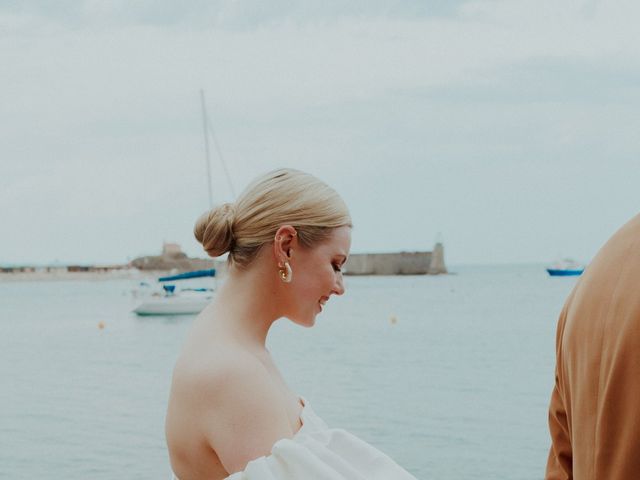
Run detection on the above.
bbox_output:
[344,243,447,275]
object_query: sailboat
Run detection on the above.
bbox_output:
[133,269,216,316]
[132,91,234,316]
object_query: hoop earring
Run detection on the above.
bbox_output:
[279,262,292,283]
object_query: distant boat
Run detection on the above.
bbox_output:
[546,259,585,277]
[133,269,215,316]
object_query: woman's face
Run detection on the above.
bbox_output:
[286,226,351,327]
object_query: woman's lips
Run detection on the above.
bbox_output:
[318,296,329,312]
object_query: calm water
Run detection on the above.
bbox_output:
[0,266,578,479]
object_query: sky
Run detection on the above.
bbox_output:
[2,0,639,266]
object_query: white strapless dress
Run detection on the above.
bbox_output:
[224,397,417,480]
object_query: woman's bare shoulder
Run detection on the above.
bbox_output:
[170,343,294,473]
[172,344,270,401]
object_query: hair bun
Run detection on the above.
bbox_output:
[194,203,236,258]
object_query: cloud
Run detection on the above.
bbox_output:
[2,0,472,31]
[2,1,640,264]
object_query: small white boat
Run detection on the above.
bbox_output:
[133,269,215,316]
[133,290,213,316]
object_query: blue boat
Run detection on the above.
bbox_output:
[546,259,584,277]
[546,268,584,276]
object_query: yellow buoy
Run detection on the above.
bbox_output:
[390,316,398,325]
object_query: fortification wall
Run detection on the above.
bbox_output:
[344,243,447,275]
[345,251,433,275]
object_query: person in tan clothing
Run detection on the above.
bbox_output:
[546,213,640,480]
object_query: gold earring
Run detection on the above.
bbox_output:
[279,262,292,283]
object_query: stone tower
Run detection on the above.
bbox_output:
[428,242,447,274]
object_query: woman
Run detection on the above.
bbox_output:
[166,169,416,479]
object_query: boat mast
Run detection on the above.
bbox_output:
[200,89,214,209]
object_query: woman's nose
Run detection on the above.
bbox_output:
[333,274,345,296]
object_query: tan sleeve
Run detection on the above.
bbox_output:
[545,307,572,480]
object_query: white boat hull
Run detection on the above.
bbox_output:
[133,295,212,316]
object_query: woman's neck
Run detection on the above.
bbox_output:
[209,262,282,348]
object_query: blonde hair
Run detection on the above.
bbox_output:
[194,168,352,268]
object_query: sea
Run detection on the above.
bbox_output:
[0,265,579,479]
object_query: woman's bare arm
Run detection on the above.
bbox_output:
[192,354,296,475]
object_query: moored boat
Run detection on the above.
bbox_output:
[133,291,213,316]
[546,259,584,277]
[133,269,215,316]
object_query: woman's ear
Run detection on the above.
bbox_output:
[273,225,298,262]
